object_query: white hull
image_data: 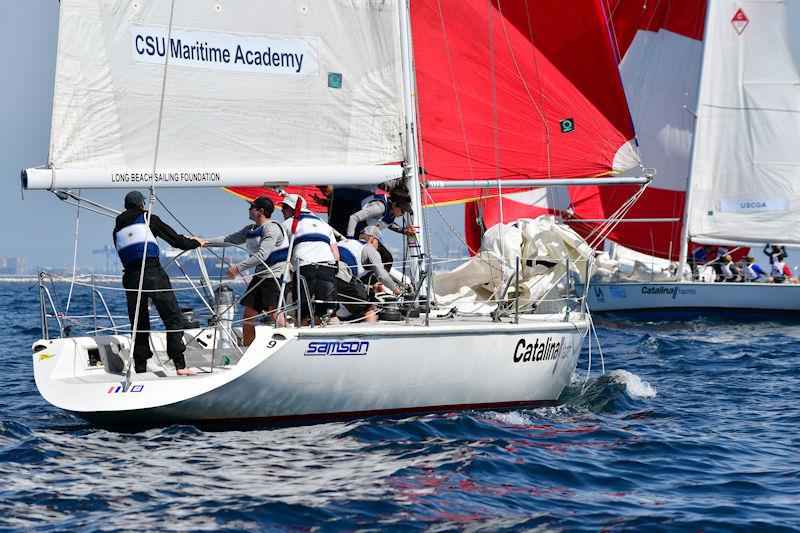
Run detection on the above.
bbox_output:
[32,315,587,427]
[581,281,800,314]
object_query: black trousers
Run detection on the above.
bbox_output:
[122,264,187,369]
[298,264,337,319]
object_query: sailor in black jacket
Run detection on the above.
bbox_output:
[113,191,205,375]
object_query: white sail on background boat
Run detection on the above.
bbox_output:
[24,0,645,426]
[585,0,800,314]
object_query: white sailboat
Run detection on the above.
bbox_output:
[23,0,646,426]
[585,0,800,314]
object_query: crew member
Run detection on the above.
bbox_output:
[209,196,289,344]
[311,185,374,237]
[689,244,712,280]
[743,256,767,282]
[336,226,403,323]
[769,254,795,283]
[113,191,205,375]
[719,254,741,282]
[763,243,787,265]
[279,194,340,324]
[346,188,415,267]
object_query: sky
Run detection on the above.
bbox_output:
[9,2,797,274]
[0,1,466,272]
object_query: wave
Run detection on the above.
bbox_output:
[607,369,657,399]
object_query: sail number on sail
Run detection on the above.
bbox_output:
[131,25,318,75]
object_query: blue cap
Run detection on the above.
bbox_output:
[124,191,145,209]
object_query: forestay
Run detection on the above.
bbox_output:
[34,0,406,188]
[686,0,800,247]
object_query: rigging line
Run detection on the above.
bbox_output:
[422,187,506,284]
[586,191,642,248]
[578,185,646,251]
[584,184,649,249]
[702,103,800,113]
[498,0,552,179]
[54,190,121,217]
[434,0,478,183]
[153,192,229,267]
[489,0,507,279]
[126,0,178,387]
[65,188,81,314]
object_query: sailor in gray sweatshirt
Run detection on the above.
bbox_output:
[209,196,289,344]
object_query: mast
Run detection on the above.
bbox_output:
[397,0,428,285]
[677,0,713,279]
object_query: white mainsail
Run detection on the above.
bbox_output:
[32,0,406,188]
[686,0,800,247]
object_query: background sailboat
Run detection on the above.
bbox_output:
[589,0,800,313]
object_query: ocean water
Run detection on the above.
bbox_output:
[1,281,798,531]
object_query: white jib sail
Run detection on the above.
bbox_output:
[42,0,405,188]
[687,0,800,246]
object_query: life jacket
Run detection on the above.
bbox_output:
[246,221,289,266]
[720,262,734,280]
[338,239,367,279]
[292,214,332,244]
[744,263,761,281]
[771,261,787,282]
[114,213,160,266]
[360,194,394,225]
[287,214,336,264]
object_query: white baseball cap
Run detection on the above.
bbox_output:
[279,194,311,213]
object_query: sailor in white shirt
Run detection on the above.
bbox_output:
[279,194,340,323]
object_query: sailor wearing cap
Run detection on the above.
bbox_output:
[208,196,289,343]
[346,188,414,267]
[335,226,402,323]
[340,226,401,295]
[346,188,414,239]
[279,194,340,324]
[113,190,206,375]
